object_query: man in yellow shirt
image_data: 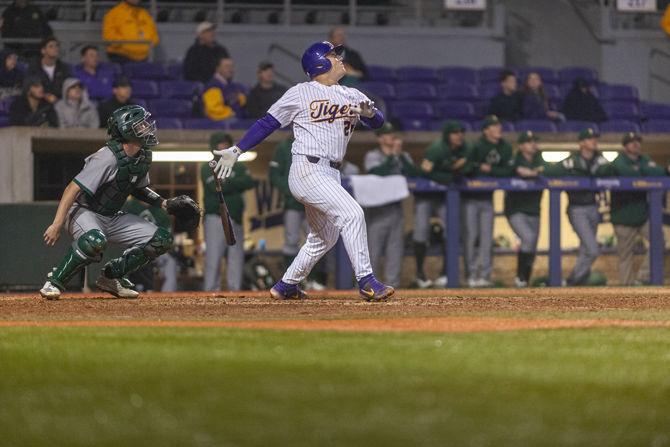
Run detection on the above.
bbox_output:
[202,57,248,121]
[102,0,159,64]
[663,4,670,37]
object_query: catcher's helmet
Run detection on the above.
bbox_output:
[301,41,344,78]
[107,104,158,147]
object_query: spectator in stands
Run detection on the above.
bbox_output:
[462,115,513,287]
[27,36,70,103]
[202,132,255,291]
[9,76,57,127]
[0,50,24,98]
[246,61,286,119]
[561,78,607,123]
[74,46,115,99]
[0,0,53,59]
[54,77,99,129]
[596,133,665,285]
[488,70,523,122]
[103,0,159,64]
[328,26,368,84]
[202,57,247,121]
[97,76,133,126]
[183,21,229,84]
[521,72,562,121]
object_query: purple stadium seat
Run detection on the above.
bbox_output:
[599,120,640,133]
[98,62,122,75]
[86,81,113,100]
[437,83,478,101]
[543,84,561,101]
[478,67,515,84]
[472,99,489,118]
[434,101,477,120]
[470,120,515,132]
[367,65,396,82]
[123,62,170,80]
[479,84,501,100]
[515,120,557,133]
[602,101,639,120]
[518,67,559,84]
[396,66,438,83]
[0,115,9,127]
[131,98,147,109]
[558,121,599,133]
[183,118,225,130]
[389,101,435,119]
[599,84,638,101]
[167,62,183,80]
[148,99,193,118]
[395,82,437,100]
[160,80,203,99]
[359,82,396,99]
[642,120,670,133]
[429,119,473,132]
[155,118,183,129]
[437,66,478,84]
[399,118,430,131]
[223,118,256,130]
[640,102,670,120]
[558,67,598,84]
[0,96,16,114]
[129,80,160,99]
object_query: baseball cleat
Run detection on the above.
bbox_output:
[434,275,448,288]
[270,280,307,300]
[358,274,394,302]
[95,276,140,299]
[416,277,433,289]
[514,277,529,288]
[39,280,61,300]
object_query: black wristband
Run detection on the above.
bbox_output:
[132,187,164,207]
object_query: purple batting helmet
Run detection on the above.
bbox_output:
[301,41,344,78]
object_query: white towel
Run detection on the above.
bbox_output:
[348,175,410,208]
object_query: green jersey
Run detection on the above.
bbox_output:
[463,135,513,200]
[420,139,471,185]
[269,138,303,212]
[504,151,545,216]
[201,162,255,225]
[544,150,608,206]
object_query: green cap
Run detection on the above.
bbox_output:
[481,114,501,130]
[375,122,395,136]
[209,131,233,150]
[622,131,642,145]
[578,127,598,141]
[442,120,465,136]
[517,130,539,143]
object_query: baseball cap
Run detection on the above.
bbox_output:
[517,130,539,143]
[375,122,395,136]
[23,76,42,90]
[622,131,642,145]
[442,120,465,135]
[578,127,599,141]
[481,114,501,130]
[112,75,131,88]
[258,61,274,71]
[209,131,233,151]
[196,21,216,35]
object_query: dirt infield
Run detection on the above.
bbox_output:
[1,287,670,333]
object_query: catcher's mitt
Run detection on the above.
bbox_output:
[166,195,201,232]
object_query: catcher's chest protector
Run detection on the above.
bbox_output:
[87,140,153,216]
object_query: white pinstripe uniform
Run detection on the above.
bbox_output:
[267,80,373,284]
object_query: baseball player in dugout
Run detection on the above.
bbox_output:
[202,132,255,292]
[545,128,608,286]
[463,114,513,288]
[504,130,545,288]
[415,120,471,289]
[595,132,666,286]
[363,123,420,288]
[213,41,394,301]
[40,105,200,300]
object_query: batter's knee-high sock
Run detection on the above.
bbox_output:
[414,241,427,280]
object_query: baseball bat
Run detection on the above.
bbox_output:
[208,160,237,246]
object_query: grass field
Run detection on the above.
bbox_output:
[1,288,670,446]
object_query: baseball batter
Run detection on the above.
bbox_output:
[213,41,394,301]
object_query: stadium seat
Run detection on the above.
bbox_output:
[123,62,170,80]
[599,120,640,133]
[558,66,598,84]
[0,96,16,114]
[518,67,559,84]
[478,66,514,84]
[155,118,183,129]
[396,66,438,83]
[160,80,203,99]
[167,62,184,80]
[640,102,670,120]
[389,101,434,119]
[437,66,478,84]
[514,120,557,133]
[470,119,515,132]
[598,84,639,101]
[224,118,256,130]
[543,84,561,101]
[399,118,430,131]
[395,82,437,100]
[429,119,473,132]
[602,101,639,120]
[478,83,500,100]
[434,101,477,120]
[131,98,147,109]
[558,121,599,133]
[437,83,478,101]
[367,65,396,82]
[0,115,9,127]
[183,118,226,129]
[642,120,670,133]
[359,82,396,100]
[129,80,160,99]
[148,99,193,118]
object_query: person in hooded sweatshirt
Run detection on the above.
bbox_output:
[561,78,607,123]
[54,77,99,128]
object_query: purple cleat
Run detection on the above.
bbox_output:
[270,280,307,300]
[358,274,394,302]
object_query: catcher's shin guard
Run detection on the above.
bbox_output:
[102,227,173,279]
[50,229,107,290]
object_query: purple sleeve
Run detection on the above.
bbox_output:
[237,114,282,152]
[360,109,384,129]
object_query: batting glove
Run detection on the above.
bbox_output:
[213,145,241,179]
[350,101,376,118]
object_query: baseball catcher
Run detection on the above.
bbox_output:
[40,104,200,300]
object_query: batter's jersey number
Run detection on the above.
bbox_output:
[344,120,355,136]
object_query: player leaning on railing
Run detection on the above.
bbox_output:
[39,105,200,300]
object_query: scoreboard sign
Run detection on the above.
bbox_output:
[444,0,487,10]
[616,0,657,11]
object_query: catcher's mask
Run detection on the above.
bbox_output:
[108,104,158,147]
